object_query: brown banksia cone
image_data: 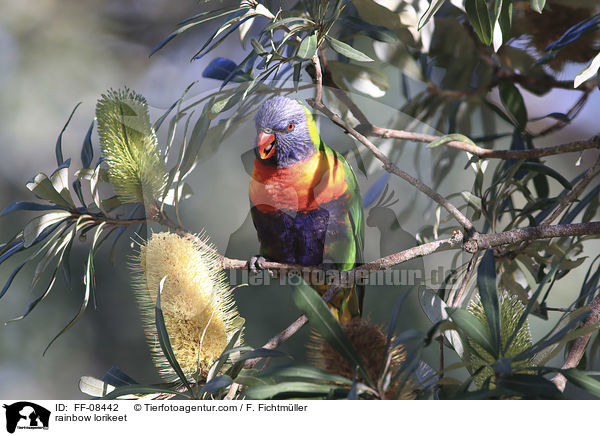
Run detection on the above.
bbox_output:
[132,231,243,382]
[515,1,599,71]
[308,318,415,399]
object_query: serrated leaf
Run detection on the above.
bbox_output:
[325,35,373,62]
[296,31,317,59]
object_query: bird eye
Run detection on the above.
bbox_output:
[287,122,294,131]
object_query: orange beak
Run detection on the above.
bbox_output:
[257,132,276,160]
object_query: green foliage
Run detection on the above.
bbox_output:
[466,291,534,388]
[2,0,600,401]
[96,88,167,205]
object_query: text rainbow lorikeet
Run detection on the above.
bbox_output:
[249,96,364,322]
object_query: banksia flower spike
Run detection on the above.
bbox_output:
[96,88,167,206]
[308,318,414,399]
[467,291,533,388]
[133,232,243,382]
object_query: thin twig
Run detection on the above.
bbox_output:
[551,293,600,392]
[542,155,600,225]
[368,126,600,160]
[310,100,476,233]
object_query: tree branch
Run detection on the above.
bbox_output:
[309,100,476,233]
[310,62,600,161]
[367,126,600,160]
[551,293,600,392]
[542,155,600,225]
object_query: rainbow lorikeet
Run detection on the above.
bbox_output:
[249,96,364,322]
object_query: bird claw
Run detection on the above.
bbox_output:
[248,255,267,275]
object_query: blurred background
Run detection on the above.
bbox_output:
[0,0,599,399]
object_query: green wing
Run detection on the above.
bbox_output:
[320,141,365,311]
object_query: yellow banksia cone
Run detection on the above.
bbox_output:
[467,291,533,388]
[133,232,243,382]
[96,88,167,205]
[308,318,414,399]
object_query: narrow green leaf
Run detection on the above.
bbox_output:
[199,375,233,395]
[499,81,528,130]
[0,201,63,216]
[50,165,75,208]
[81,120,94,168]
[79,376,116,398]
[43,223,105,356]
[261,364,353,385]
[207,326,244,382]
[418,288,464,357]
[155,276,194,396]
[250,38,267,55]
[561,368,600,397]
[496,373,561,398]
[530,0,546,13]
[56,103,82,166]
[245,381,337,399]
[520,162,572,190]
[292,283,373,385]
[263,17,313,32]
[23,212,72,248]
[100,384,189,400]
[447,308,497,357]
[325,35,373,62]
[293,62,302,92]
[465,0,493,45]
[418,0,446,29]
[427,133,478,150]
[296,31,317,60]
[477,250,501,356]
[574,52,600,88]
[26,173,74,209]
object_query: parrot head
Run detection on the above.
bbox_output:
[254,96,318,167]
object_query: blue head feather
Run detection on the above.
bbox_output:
[254,96,317,167]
